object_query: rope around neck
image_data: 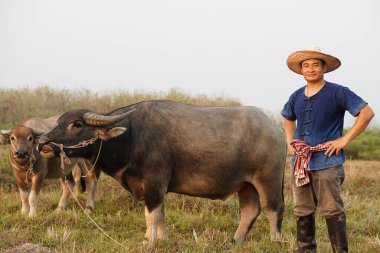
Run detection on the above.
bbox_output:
[82,140,103,178]
[10,140,37,183]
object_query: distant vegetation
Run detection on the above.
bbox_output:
[344,129,380,160]
[0,86,241,128]
[0,86,378,160]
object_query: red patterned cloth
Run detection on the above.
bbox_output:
[290,139,331,187]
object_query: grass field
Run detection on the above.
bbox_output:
[0,147,379,252]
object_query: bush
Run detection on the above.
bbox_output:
[345,129,380,160]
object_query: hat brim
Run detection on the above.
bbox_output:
[286,51,341,74]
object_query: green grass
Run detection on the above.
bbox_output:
[1,148,379,252]
[344,129,380,160]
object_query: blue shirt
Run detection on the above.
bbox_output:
[281,82,367,170]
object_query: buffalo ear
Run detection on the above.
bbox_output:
[0,129,11,145]
[95,127,126,141]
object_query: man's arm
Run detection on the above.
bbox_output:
[325,104,375,157]
[283,118,296,155]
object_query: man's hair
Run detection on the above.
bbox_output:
[300,58,326,67]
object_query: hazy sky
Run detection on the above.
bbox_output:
[0,0,379,126]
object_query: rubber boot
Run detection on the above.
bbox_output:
[297,213,317,253]
[326,213,348,253]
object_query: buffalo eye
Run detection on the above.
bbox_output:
[10,135,16,142]
[73,121,83,128]
[27,135,34,142]
[68,121,84,129]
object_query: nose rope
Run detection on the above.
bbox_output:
[10,139,17,153]
[45,137,100,175]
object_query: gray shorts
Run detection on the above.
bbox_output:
[291,165,345,218]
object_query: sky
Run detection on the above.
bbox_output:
[0,0,379,127]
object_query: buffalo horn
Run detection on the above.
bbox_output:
[32,129,46,136]
[83,109,136,126]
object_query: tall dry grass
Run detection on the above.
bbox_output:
[0,86,241,128]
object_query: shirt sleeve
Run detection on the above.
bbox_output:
[281,94,296,121]
[338,86,367,117]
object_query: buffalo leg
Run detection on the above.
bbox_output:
[253,177,284,241]
[157,204,167,239]
[265,207,284,241]
[77,160,96,212]
[83,172,96,212]
[233,183,261,244]
[144,202,166,242]
[72,166,82,197]
[57,175,75,211]
[144,182,167,242]
[18,185,30,216]
[28,175,44,217]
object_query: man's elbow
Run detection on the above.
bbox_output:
[361,105,375,121]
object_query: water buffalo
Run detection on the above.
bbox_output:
[38,100,286,243]
[0,116,97,217]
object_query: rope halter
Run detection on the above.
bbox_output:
[46,137,101,176]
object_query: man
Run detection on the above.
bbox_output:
[281,46,374,253]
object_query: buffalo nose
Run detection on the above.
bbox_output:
[15,151,29,158]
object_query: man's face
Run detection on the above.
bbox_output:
[300,58,327,83]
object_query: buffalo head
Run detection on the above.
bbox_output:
[37,109,135,159]
[1,126,44,160]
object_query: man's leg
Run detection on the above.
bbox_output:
[296,213,317,253]
[326,213,348,253]
[312,165,347,253]
[291,171,317,253]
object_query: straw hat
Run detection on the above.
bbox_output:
[286,46,341,74]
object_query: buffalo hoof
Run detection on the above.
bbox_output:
[28,211,37,218]
[21,207,30,216]
[85,206,94,214]
[232,237,244,246]
[271,233,285,243]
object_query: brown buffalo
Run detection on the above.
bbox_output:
[1,116,97,217]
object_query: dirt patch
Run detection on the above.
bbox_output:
[1,243,56,253]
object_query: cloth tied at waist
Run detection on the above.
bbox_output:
[290,139,331,187]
